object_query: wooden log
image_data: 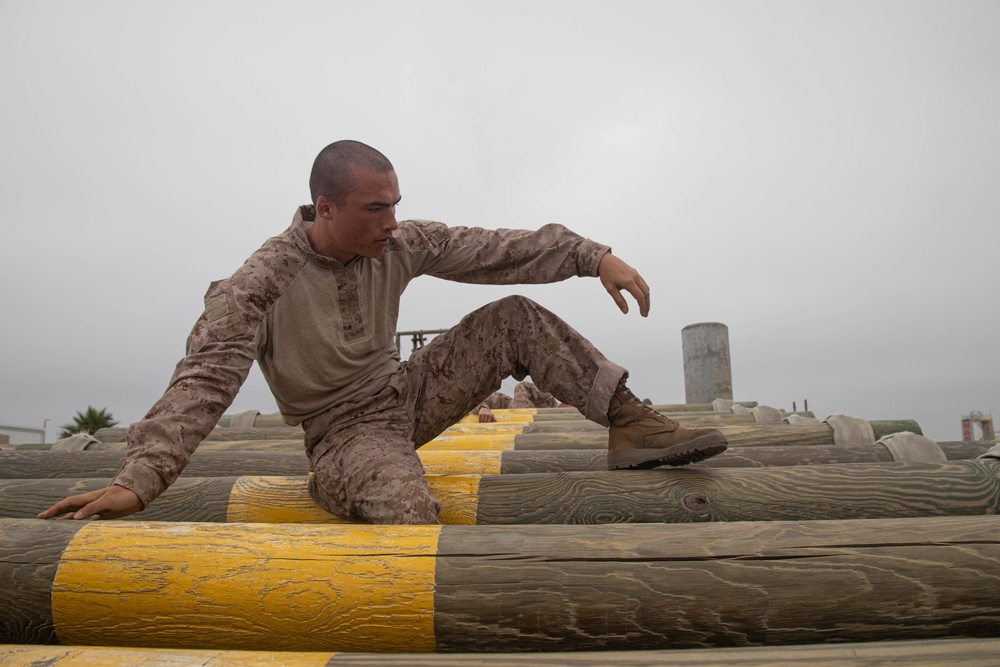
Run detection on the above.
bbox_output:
[5,458,999,525]
[940,441,995,460]
[1,438,963,480]
[0,520,86,645]
[88,419,922,447]
[0,450,313,479]
[5,637,1000,666]
[63,423,921,454]
[214,402,765,427]
[427,421,920,451]
[92,426,305,442]
[3,516,1000,651]
[444,414,763,435]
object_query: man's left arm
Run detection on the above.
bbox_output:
[411,221,651,316]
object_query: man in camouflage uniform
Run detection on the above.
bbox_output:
[471,381,569,422]
[41,140,728,525]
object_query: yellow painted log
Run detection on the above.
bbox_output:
[51,522,441,652]
[420,449,503,475]
[226,475,481,526]
[419,434,516,451]
[454,408,539,423]
[5,516,1000,652]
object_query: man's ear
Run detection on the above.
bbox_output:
[315,195,337,220]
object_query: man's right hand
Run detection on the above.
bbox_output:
[37,484,143,521]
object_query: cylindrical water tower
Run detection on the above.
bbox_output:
[681,322,733,404]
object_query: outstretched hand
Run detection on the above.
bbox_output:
[598,252,651,317]
[37,484,143,521]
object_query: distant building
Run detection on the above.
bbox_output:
[0,423,45,445]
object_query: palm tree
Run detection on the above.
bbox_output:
[59,406,119,439]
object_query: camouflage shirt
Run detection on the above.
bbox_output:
[114,205,610,507]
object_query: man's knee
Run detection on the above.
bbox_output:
[355,471,441,525]
[491,294,542,315]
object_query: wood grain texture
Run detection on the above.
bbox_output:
[51,521,441,651]
[0,450,310,479]
[433,516,1000,651]
[0,519,84,644]
[90,420,920,447]
[870,419,923,437]
[7,517,1000,653]
[475,460,1000,524]
[0,477,234,522]
[0,449,504,479]
[5,638,1000,666]
[498,449,609,473]
[420,435,516,451]
[940,441,995,460]
[0,442,919,481]
[508,423,892,450]
[445,414,761,437]
[212,405,759,429]
[499,444,901,471]
[225,475,480,526]
[5,460,998,526]
[93,426,305,443]
[329,637,1000,666]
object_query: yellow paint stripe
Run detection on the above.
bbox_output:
[0,645,335,667]
[227,476,340,524]
[227,475,480,525]
[443,423,527,435]
[419,449,503,475]
[456,408,537,424]
[52,522,441,652]
[422,434,515,451]
[428,474,480,525]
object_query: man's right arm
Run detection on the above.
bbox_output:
[38,221,310,520]
[39,280,258,519]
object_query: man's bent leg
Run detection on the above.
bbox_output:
[309,433,441,524]
[403,295,625,445]
[405,295,727,468]
[305,392,441,525]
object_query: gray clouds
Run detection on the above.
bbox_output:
[1,1,997,442]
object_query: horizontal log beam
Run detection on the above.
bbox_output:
[4,637,1000,666]
[91,418,915,446]
[213,403,766,426]
[940,441,997,460]
[425,421,920,451]
[4,458,998,525]
[26,427,938,458]
[1,439,969,480]
[3,516,1000,651]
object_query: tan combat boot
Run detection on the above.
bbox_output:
[607,383,728,470]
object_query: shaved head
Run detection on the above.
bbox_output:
[309,140,395,206]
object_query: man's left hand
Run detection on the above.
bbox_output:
[598,252,650,317]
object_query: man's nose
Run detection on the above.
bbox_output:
[384,208,398,230]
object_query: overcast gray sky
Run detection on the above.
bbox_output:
[2,1,997,443]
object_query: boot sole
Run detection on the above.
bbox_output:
[607,434,729,470]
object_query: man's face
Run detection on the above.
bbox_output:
[310,167,401,262]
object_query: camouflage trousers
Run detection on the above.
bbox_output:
[511,381,561,409]
[303,295,626,525]
[476,381,561,412]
